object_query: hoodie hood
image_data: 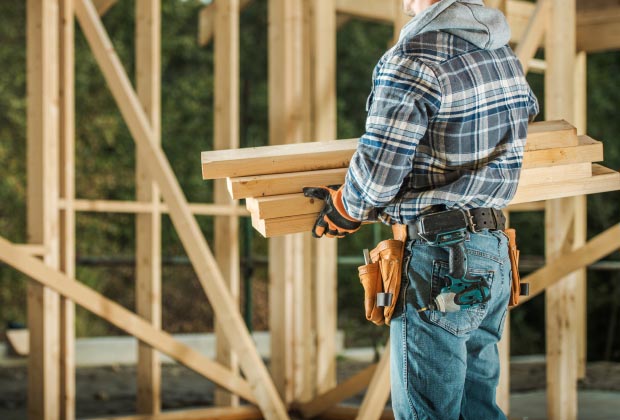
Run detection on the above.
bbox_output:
[399,0,511,50]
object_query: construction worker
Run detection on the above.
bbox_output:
[303,0,539,419]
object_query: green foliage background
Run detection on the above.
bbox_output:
[0,1,619,360]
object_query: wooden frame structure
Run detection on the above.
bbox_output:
[3,0,620,419]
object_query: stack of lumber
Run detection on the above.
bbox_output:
[202,121,620,237]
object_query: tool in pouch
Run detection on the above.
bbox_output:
[505,227,529,307]
[357,225,407,326]
[414,209,491,313]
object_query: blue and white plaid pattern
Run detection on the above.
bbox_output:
[343,31,539,223]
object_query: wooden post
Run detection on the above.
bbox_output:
[573,50,588,380]
[27,0,61,418]
[268,0,306,403]
[544,0,579,418]
[135,0,162,414]
[59,0,76,418]
[214,0,241,407]
[308,0,338,395]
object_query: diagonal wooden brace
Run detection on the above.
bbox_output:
[0,235,255,402]
[74,0,289,418]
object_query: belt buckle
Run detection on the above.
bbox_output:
[465,209,478,233]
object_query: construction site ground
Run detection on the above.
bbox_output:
[0,357,619,420]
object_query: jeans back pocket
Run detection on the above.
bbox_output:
[425,260,494,337]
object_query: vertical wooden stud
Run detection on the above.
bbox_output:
[135,0,162,414]
[214,0,241,407]
[27,0,61,418]
[545,1,579,418]
[268,0,306,403]
[308,0,338,395]
[59,0,76,418]
[574,51,588,380]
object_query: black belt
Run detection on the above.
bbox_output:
[407,207,506,241]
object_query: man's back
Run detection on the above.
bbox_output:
[344,0,538,223]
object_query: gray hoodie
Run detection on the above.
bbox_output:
[399,0,511,50]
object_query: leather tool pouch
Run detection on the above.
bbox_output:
[357,225,407,326]
[505,228,528,307]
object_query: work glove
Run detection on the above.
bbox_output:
[302,185,361,238]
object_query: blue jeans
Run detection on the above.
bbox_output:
[390,229,511,420]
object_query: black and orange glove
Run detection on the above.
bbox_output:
[302,185,361,238]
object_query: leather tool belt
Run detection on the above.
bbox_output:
[358,225,406,326]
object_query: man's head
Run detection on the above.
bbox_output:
[403,0,442,16]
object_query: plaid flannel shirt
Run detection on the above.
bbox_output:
[343,31,539,224]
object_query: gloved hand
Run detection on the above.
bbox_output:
[302,185,361,238]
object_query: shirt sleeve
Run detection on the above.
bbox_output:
[342,53,442,222]
[527,86,540,123]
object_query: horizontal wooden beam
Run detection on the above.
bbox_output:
[89,406,263,420]
[202,121,576,179]
[577,6,620,53]
[58,199,249,216]
[506,201,546,212]
[250,164,620,237]
[0,235,257,403]
[520,222,620,303]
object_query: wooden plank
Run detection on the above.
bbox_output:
[74,1,288,417]
[296,364,377,418]
[228,168,347,199]
[544,1,578,418]
[27,1,61,419]
[89,406,263,420]
[520,223,620,303]
[518,162,591,186]
[135,0,162,414]
[233,161,590,200]
[357,342,391,420]
[521,136,602,169]
[202,121,577,179]
[214,0,241,407]
[6,329,30,356]
[62,199,249,216]
[198,0,253,47]
[515,0,549,74]
[506,201,545,212]
[247,162,598,221]
[59,0,76,418]
[0,235,257,403]
[250,165,619,237]
[526,120,577,150]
